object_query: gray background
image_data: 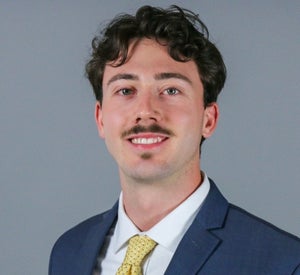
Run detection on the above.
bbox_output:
[1,0,299,274]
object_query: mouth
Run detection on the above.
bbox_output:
[130,136,166,145]
[122,124,173,149]
[127,134,169,148]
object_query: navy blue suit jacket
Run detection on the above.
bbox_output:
[49,180,300,274]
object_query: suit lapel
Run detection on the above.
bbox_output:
[72,202,118,275]
[164,225,221,275]
[165,180,229,275]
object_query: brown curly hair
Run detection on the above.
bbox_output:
[85,5,226,107]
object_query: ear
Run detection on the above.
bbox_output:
[95,101,105,139]
[202,102,219,139]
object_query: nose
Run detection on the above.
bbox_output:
[135,93,161,124]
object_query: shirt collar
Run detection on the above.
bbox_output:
[113,173,210,253]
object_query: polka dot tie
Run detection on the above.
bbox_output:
[116,235,157,275]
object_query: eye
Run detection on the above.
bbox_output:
[118,88,134,96]
[163,87,179,95]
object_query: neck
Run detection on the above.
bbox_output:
[120,167,202,231]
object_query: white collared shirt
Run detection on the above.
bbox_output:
[97,173,210,274]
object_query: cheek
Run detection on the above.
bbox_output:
[176,104,203,125]
[101,108,127,136]
[180,108,204,138]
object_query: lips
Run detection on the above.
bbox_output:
[127,134,169,147]
[131,136,164,144]
[122,124,173,148]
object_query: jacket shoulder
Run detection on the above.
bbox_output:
[49,205,117,275]
[218,203,300,270]
[227,203,300,244]
[52,211,108,252]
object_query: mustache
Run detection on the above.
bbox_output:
[121,124,174,138]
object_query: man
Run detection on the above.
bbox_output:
[49,5,300,275]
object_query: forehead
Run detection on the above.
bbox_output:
[103,38,202,87]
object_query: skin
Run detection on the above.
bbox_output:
[95,38,219,231]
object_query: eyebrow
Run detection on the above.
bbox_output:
[154,72,192,85]
[106,73,139,87]
[106,72,192,87]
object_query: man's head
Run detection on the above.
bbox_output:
[85,5,226,108]
[87,6,226,174]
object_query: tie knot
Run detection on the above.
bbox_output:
[116,235,157,275]
[124,235,157,265]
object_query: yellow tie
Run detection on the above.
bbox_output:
[116,235,157,275]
